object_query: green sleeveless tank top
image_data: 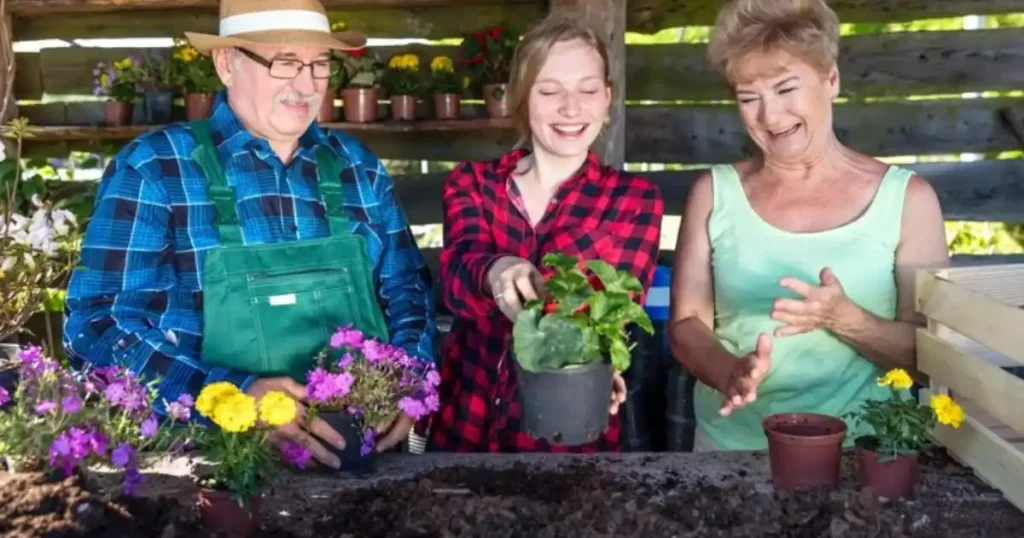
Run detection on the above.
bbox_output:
[694,163,911,450]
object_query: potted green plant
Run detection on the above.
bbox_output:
[428,55,461,120]
[135,52,176,125]
[382,53,422,121]
[511,253,653,446]
[93,58,140,126]
[460,25,518,118]
[171,39,221,121]
[845,368,965,498]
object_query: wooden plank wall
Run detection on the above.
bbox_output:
[9,0,1024,276]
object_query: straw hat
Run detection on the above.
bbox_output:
[185,0,367,54]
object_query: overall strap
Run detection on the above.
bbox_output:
[190,119,243,246]
[315,145,350,236]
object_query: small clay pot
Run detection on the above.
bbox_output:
[103,101,133,127]
[855,436,919,499]
[184,93,214,121]
[514,358,613,446]
[482,83,510,118]
[317,94,335,123]
[197,486,263,538]
[316,411,376,476]
[390,94,416,121]
[341,87,378,123]
[433,93,461,120]
[763,412,847,491]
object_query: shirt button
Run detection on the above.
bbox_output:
[494,398,501,406]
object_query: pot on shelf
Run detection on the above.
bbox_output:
[482,83,510,118]
[196,483,263,538]
[514,357,613,446]
[855,435,918,498]
[340,87,378,123]
[316,411,375,476]
[103,101,133,127]
[433,93,461,120]
[317,94,336,123]
[390,94,416,121]
[142,91,173,125]
[763,412,847,491]
[184,93,215,121]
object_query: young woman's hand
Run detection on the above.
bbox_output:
[486,256,547,321]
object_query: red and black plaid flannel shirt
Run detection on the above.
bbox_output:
[422,148,664,453]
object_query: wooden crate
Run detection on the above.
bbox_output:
[915,264,1024,512]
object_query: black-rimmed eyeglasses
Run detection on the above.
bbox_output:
[236,48,338,80]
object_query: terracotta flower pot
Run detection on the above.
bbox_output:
[318,94,335,123]
[341,87,378,123]
[483,83,510,118]
[197,487,263,538]
[763,412,847,491]
[433,93,461,120]
[103,101,133,127]
[390,94,416,121]
[184,93,214,121]
[855,436,919,498]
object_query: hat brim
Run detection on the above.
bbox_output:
[185,29,367,54]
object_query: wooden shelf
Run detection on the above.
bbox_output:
[13,118,515,142]
[7,0,534,15]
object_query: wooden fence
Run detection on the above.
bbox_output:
[5,0,1024,281]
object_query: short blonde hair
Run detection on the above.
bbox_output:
[707,0,840,84]
[507,13,611,145]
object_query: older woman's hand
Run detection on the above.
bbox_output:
[486,256,547,321]
[771,267,851,337]
[719,333,772,416]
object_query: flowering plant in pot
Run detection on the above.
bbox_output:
[303,325,440,475]
[0,346,193,497]
[93,57,140,126]
[188,381,299,537]
[844,368,965,498]
[511,253,653,445]
[135,52,176,125]
[382,53,423,121]
[334,21,384,123]
[171,39,221,121]
[460,24,519,118]
[429,55,461,120]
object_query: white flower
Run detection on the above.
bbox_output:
[0,213,27,236]
[0,142,6,161]
[0,256,14,272]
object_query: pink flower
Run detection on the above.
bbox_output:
[338,352,355,369]
[360,340,391,364]
[306,368,354,403]
[424,393,440,413]
[281,440,313,469]
[166,401,191,422]
[426,371,441,388]
[61,394,82,414]
[35,400,57,415]
[330,325,365,350]
[140,415,158,438]
[0,387,9,407]
[398,396,427,419]
[176,393,195,407]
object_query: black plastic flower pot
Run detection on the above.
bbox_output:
[316,411,375,476]
[143,91,173,125]
[513,358,613,446]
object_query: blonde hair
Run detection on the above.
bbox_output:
[507,13,611,147]
[707,0,840,84]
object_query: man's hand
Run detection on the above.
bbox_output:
[373,414,416,453]
[247,377,346,469]
[486,256,547,321]
[718,334,772,417]
[609,373,626,415]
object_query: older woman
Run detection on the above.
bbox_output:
[667,0,949,451]
[422,13,664,452]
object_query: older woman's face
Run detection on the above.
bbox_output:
[215,45,331,144]
[528,38,611,159]
[732,49,839,163]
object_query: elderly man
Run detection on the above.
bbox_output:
[63,0,437,469]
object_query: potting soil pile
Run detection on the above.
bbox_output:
[1,449,1023,537]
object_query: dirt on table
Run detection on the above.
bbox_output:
[2,449,1024,538]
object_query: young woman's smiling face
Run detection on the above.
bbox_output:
[732,48,839,164]
[527,38,611,159]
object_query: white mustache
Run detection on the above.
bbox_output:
[277,94,317,106]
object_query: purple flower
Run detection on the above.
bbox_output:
[140,415,158,438]
[424,393,440,413]
[49,427,92,477]
[104,382,127,405]
[398,396,427,420]
[281,440,313,469]
[122,467,142,496]
[176,393,195,407]
[360,428,375,457]
[166,402,191,422]
[306,368,354,403]
[330,325,365,350]
[61,394,82,414]
[111,443,135,468]
[360,340,391,364]
[338,352,355,369]
[35,400,57,415]
[426,371,441,388]
[88,428,108,456]
[83,381,97,395]
[0,387,9,407]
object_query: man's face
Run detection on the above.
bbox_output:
[214,45,332,144]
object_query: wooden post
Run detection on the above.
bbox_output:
[549,0,627,168]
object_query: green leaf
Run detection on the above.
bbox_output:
[512,309,595,372]
[585,260,643,294]
[542,252,579,272]
[608,336,630,373]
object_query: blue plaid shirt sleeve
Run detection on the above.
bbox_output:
[63,149,254,412]
[358,150,438,366]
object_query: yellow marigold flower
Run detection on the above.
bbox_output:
[331,20,346,31]
[98,72,110,88]
[431,56,454,73]
[388,55,402,69]
[399,54,419,71]
[212,392,257,433]
[195,381,240,418]
[257,391,297,427]
[877,368,913,391]
[462,76,471,89]
[930,394,964,428]
[113,57,134,70]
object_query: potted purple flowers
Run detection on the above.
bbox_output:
[0,345,193,496]
[304,325,440,475]
[93,57,141,126]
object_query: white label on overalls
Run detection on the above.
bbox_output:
[269,294,297,306]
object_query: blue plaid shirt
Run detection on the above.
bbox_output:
[64,92,436,413]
